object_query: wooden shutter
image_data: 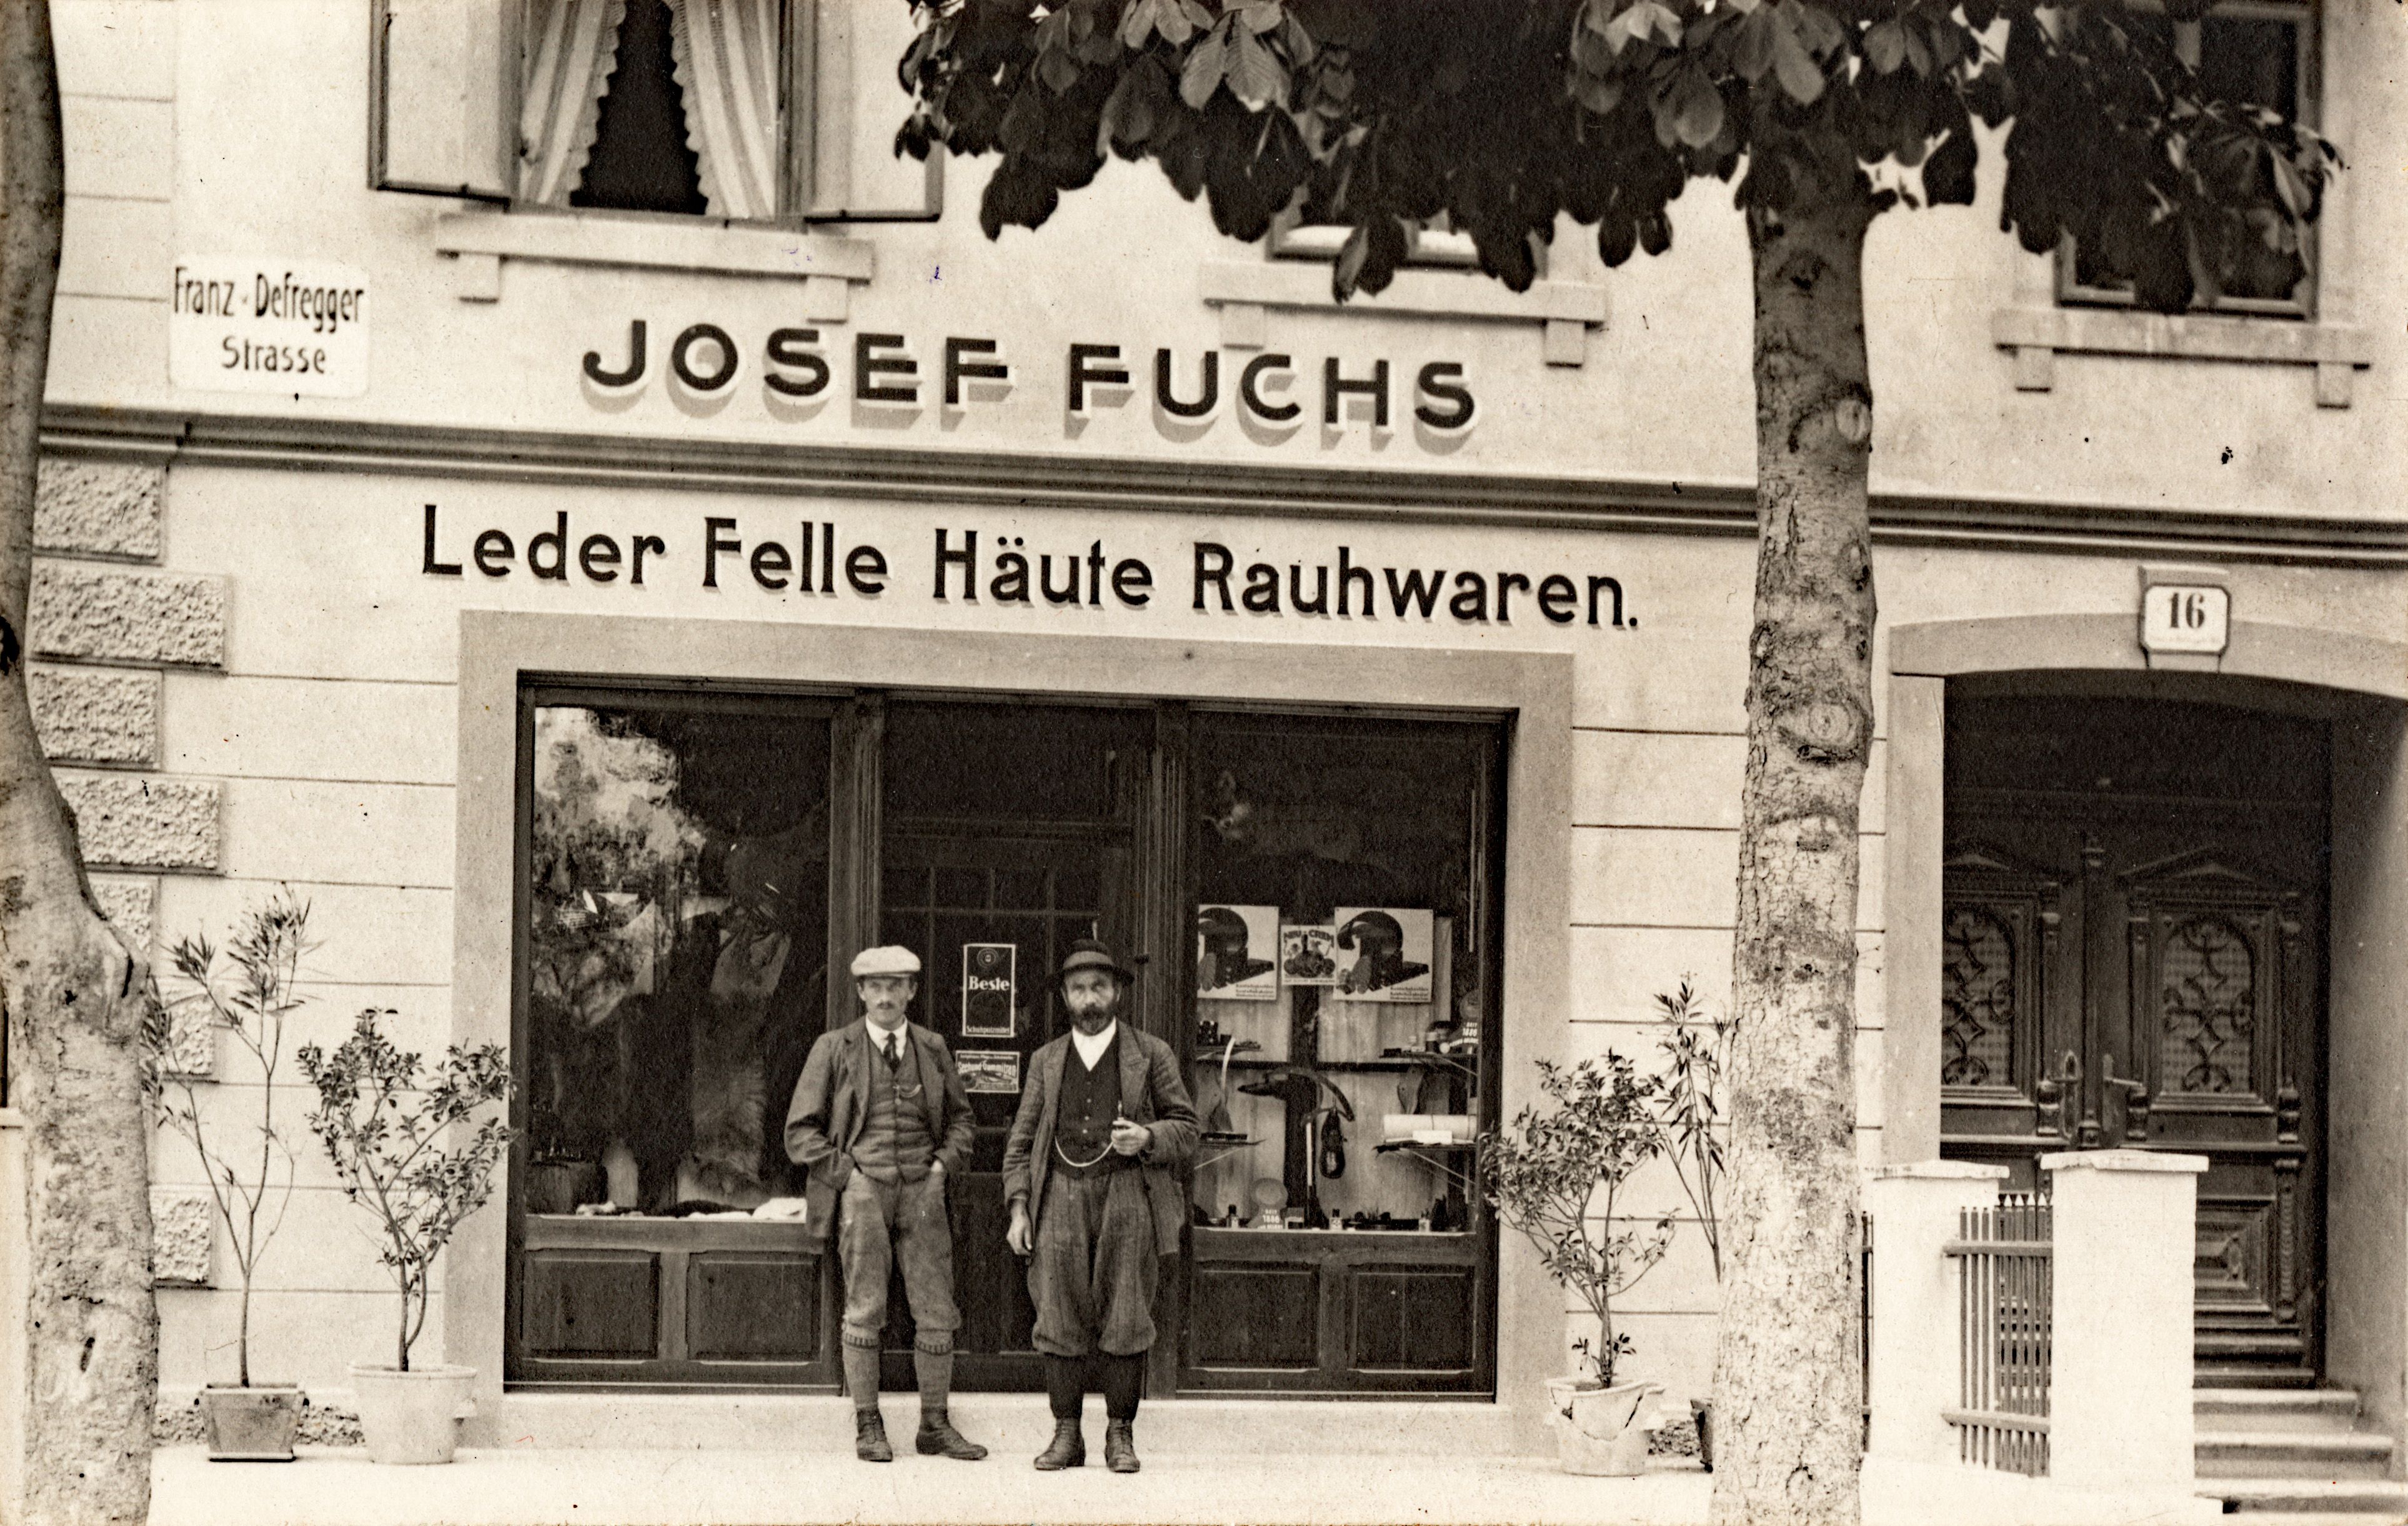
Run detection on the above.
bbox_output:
[370,0,516,201]
[802,0,940,221]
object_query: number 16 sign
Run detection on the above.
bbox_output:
[2141,583,2231,656]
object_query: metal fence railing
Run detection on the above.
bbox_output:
[1941,1192,2052,1477]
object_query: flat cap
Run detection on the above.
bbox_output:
[850,945,922,979]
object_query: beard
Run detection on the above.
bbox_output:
[1065,997,1122,1034]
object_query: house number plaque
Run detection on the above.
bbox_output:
[2141,582,2231,656]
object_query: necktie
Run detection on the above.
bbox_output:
[883,1036,902,1070]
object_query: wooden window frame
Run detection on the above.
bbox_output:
[2055,0,2322,320]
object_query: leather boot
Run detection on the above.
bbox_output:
[854,1410,893,1463]
[1033,1417,1086,1470]
[915,1409,989,1461]
[1105,1418,1140,1474]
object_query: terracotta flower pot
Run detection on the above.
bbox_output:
[199,1384,301,1462]
[348,1364,478,1465]
[1543,1376,1661,1477]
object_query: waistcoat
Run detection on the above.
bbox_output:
[855,1030,936,1184]
[1053,1032,1125,1180]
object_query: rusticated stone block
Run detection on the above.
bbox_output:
[29,665,159,765]
[90,872,159,951]
[58,774,221,872]
[151,1187,214,1285]
[27,561,226,668]
[34,458,164,559]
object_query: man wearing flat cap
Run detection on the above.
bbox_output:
[1003,940,1198,1474]
[785,945,987,1463]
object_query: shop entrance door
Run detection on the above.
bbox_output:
[873,701,1145,1391]
[1939,693,2327,1385]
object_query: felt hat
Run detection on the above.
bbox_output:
[1337,910,1404,950]
[850,945,922,979]
[1058,939,1135,986]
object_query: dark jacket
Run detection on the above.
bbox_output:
[1003,1025,1199,1258]
[784,1019,976,1254]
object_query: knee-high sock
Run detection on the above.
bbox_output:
[1045,1354,1085,1421]
[1102,1352,1144,1422]
[913,1342,953,1414]
[842,1342,882,1415]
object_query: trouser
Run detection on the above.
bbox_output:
[838,1169,959,1412]
[1028,1169,1159,1359]
[1045,1352,1146,1422]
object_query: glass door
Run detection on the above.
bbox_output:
[872,700,1147,1390]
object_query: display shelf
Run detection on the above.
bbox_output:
[1374,1138,1476,1191]
[1197,1054,1479,1074]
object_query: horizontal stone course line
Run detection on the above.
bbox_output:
[29,561,226,667]
[38,404,2408,565]
[59,773,221,871]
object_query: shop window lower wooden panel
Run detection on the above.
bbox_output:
[1187,1262,1320,1369]
[520,1249,660,1360]
[687,1252,820,1362]
[1349,1265,1475,1372]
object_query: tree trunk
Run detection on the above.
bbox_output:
[1,6,161,1523]
[1708,167,1878,1526]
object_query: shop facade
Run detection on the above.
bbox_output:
[4,0,2407,1475]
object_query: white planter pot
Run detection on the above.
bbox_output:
[1543,1377,1661,1477]
[348,1363,477,1465]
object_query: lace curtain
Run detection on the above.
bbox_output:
[519,0,627,207]
[519,0,782,218]
[667,0,782,219]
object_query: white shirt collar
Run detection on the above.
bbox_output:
[1070,1020,1118,1069]
[868,1021,907,1059]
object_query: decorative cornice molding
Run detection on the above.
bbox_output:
[39,402,2408,566]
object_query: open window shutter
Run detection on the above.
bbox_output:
[803,0,940,221]
[370,0,516,200]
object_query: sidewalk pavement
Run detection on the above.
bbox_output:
[149,1446,2227,1526]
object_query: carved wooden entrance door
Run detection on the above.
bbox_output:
[1939,694,2327,1384]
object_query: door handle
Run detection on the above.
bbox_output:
[2036,1050,2078,1139]
[2102,1061,2149,1142]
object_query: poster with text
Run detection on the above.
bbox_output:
[1330,908,1435,1002]
[956,1050,1022,1095]
[1279,923,1338,986]
[960,943,1017,1035]
[1196,904,1280,1000]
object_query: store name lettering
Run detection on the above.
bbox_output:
[577,322,1478,440]
[420,508,1631,629]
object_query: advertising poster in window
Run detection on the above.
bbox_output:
[1196,904,1280,1000]
[956,1050,1022,1095]
[1280,922,1338,986]
[1331,908,1435,1002]
[960,942,1017,1036]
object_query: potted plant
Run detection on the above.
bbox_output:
[1653,979,1733,1472]
[1481,1052,1674,1475]
[148,894,315,1460]
[297,1009,511,1465]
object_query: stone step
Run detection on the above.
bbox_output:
[2199,1364,2326,1390]
[2197,1389,2367,1432]
[2197,1430,2396,1481]
[2202,1478,2408,1515]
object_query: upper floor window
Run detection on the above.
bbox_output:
[2059,1,2319,317]
[372,0,937,223]
[524,0,775,219]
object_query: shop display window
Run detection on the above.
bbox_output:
[509,683,1501,1395]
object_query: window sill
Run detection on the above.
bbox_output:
[1991,305,2372,408]
[1198,259,1608,367]
[432,211,878,319]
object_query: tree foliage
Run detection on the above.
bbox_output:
[898,0,2334,313]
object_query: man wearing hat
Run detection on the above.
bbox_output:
[785,945,987,1464]
[1003,940,1198,1474]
